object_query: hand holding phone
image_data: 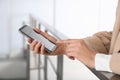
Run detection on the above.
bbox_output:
[19,25,57,53]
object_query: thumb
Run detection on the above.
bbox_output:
[33,28,41,34]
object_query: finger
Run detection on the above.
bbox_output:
[30,40,38,50]
[40,45,53,55]
[67,43,78,48]
[33,28,57,42]
[27,38,33,43]
[68,56,75,60]
[33,28,41,33]
[66,49,72,53]
[33,28,48,38]
[66,54,75,60]
[41,44,45,54]
[34,42,42,53]
[66,48,77,54]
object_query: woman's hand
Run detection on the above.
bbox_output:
[58,39,96,68]
[27,28,66,55]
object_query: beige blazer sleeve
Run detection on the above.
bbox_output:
[109,0,120,74]
[84,31,120,75]
[83,31,112,54]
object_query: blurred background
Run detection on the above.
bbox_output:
[0,0,118,80]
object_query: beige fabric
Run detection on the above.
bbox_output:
[84,31,112,54]
[109,0,120,54]
[84,0,120,75]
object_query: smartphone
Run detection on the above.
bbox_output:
[19,25,57,53]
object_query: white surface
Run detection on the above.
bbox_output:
[63,56,100,80]
[9,48,25,58]
[30,70,39,80]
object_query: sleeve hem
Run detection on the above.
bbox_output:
[95,53,112,72]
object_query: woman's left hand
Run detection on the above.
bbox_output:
[58,39,96,68]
